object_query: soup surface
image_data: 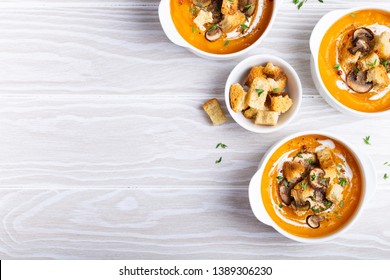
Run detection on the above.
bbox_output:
[319,9,390,112]
[170,0,274,54]
[261,135,362,238]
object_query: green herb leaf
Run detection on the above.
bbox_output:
[385,173,389,180]
[279,203,283,209]
[336,215,342,219]
[277,176,284,183]
[215,157,222,164]
[324,200,333,207]
[339,200,344,207]
[308,159,314,165]
[224,41,230,47]
[333,64,340,70]
[363,135,371,145]
[354,67,359,74]
[216,143,227,149]
[240,24,248,30]
[244,4,253,11]
[300,181,308,189]
[368,59,377,67]
[350,13,356,18]
[195,3,204,8]
[273,88,280,93]
[189,7,198,16]
[256,89,264,96]
[339,177,348,187]
[311,174,316,181]
[312,207,320,213]
[208,24,218,32]
[384,162,390,166]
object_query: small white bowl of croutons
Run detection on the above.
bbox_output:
[225,54,302,133]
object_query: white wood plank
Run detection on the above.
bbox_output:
[0,188,389,259]
[1,96,389,189]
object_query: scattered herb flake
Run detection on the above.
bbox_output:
[324,200,333,207]
[333,64,340,70]
[273,88,280,93]
[240,24,249,30]
[369,59,377,67]
[256,89,264,96]
[339,201,344,207]
[339,177,348,187]
[244,4,253,11]
[279,203,283,209]
[224,41,230,46]
[363,135,371,145]
[311,174,316,181]
[385,173,389,180]
[336,215,343,219]
[216,143,227,149]
[350,13,356,18]
[215,157,222,164]
[354,67,359,74]
[277,176,284,183]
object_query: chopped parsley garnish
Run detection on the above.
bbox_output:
[312,207,320,213]
[368,59,377,67]
[339,200,344,207]
[311,174,316,181]
[195,3,203,8]
[256,89,264,96]
[385,173,389,180]
[189,7,198,16]
[324,200,333,207]
[333,64,341,70]
[349,13,356,18]
[277,176,284,183]
[354,67,359,74]
[244,4,253,11]
[384,162,390,166]
[363,135,371,145]
[224,41,230,47]
[336,215,343,219]
[216,143,227,149]
[339,177,348,187]
[320,178,328,184]
[208,24,218,32]
[308,159,314,165]
[278,203,283,209]
[300,181,308,189]
[273,88,280,93]
[240,24,249,30]
[215,157,222,164]
[294,0,324,10]
[297,153,303,158]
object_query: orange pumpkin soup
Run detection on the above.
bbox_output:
[261,135,362,238]
[319,9,390,113]
[170,0,274,54]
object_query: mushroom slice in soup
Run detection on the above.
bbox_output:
[346,70,373,93]
[309,168,330,191]
[306,215,325,229]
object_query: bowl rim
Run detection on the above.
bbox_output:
[158,0,283,60]
[224,54,303,133]
[310,6,390,117]
[248,130,376,243]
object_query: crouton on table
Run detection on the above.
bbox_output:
[202,98,227,125]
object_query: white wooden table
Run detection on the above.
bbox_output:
[0,0,389,259]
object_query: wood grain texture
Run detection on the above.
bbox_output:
[0,188,390,260]
[0,0,389,259]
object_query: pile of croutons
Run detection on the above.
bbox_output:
[229,62,293,126]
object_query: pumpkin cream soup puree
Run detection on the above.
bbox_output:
[171,0,273,54]
[319,9,390,112]
[261,135,362,238]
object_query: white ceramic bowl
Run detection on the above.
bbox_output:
[225,54,302,133]
[248,130,376,243]
[310,6,390,117]
[158,0,282,60]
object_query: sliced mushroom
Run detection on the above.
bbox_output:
[207,0,223,23]
[309,168,330,191]
[291,189,311,213]
[346,70,373,93]
[353,27,374,41]
[192,0,212,7]
[239,0,256,17]
[205,25,222,42]
[349,38,371,54]
[293,152,318,170]
[278,181,293,206]
[306,215,325,229]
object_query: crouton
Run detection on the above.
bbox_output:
[245,66,266,86]
[357,52,380,71]
[263,62,284,80]
[220,11,246,33]
[202,98,227,125]
[270,95,293,113]
[245,77,270,109]
[283,161,306,184]
[267,76,287,94]
[294,180,315,201]
[375,31,390,60]
[255,110,279,126]
[326,183,344,203]
[367,65,390,90]
[230,83,247,112]
[221,0,238,15]
[243,107,258,119]
[317,147,336,170]
[193,10,213,31]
